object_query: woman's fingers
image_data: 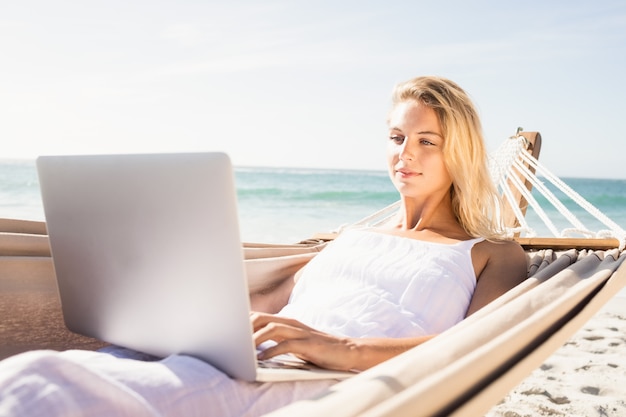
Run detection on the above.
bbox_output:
[249,311,356,371]
[250,311,311,333]
[254,321,307,346]
[251,312,313,348]
[256,337,308,361]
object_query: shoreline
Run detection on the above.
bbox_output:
[486,294,626,416]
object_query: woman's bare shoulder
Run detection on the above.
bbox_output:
[472,238,527,279]
[474,238,524,255]
[466,239,528,315]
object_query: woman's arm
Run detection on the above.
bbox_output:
[251,312,434,372]
[466,240,528,316]
[249,266,307,314]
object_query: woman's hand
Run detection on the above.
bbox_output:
[251,312,436,371]
[250,312,357,371]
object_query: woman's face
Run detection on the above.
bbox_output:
[386,100,452,200]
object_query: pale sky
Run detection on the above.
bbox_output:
[2,0,625,178]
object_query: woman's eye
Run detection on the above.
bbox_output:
[420,139,434,146]
[389,135,405,145]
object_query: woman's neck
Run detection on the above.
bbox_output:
[382,195,470,241]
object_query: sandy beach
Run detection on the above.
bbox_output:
[486,294,626,417]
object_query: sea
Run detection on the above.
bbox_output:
[1,159,625,246]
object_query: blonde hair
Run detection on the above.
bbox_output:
[391,76,507,240]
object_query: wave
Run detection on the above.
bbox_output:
[235,166,388,178]
[237,188,397,204]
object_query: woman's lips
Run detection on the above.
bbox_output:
[395,168,419,178]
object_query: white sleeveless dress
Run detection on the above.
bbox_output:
[0,229,483,417]
[281,229,481,338]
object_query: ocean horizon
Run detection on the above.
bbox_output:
[1,158,625,245]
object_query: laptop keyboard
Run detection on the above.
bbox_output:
[257,355,315,370]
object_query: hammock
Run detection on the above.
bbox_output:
[265,248,625,417]
[0,131,625,416]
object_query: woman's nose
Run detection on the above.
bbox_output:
[399,140,415,161]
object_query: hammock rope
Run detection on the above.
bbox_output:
[340,131,626,250]
[501,162,561,237]
[492,132,626,250]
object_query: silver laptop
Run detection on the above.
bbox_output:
[37,152,353,382]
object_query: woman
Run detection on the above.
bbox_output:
[0,76,527,416]
[253,75,527,372]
